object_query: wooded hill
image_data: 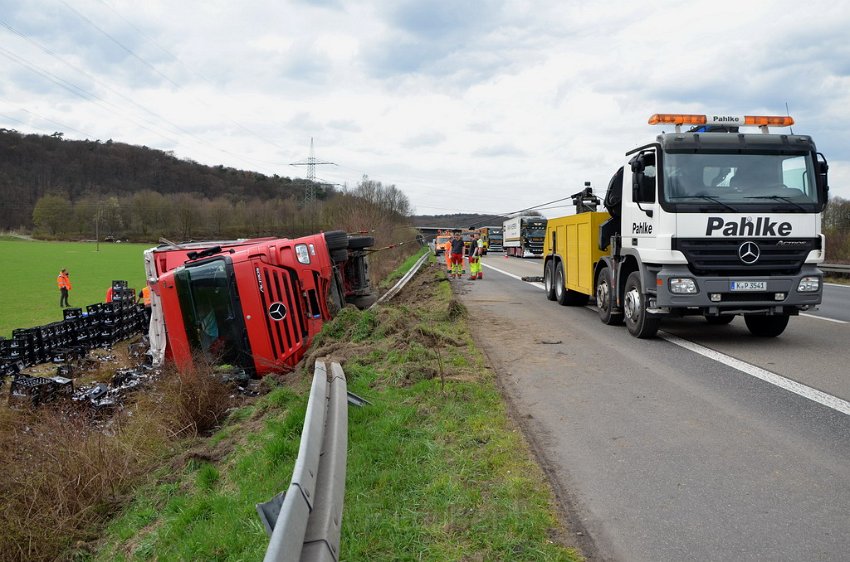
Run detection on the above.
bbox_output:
[0,129,332,237]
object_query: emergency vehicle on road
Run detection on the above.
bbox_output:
[543,113,828,338]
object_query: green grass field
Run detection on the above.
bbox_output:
[0,239,151,338]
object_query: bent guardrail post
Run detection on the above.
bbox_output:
[257,360,349,562]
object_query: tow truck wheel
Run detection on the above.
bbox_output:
[623,271,659,338]
[744,314,789,337]
[596,266,623,325]
[705,315,735,325]
[544,261,556,301]
[555,264,567,305]
[555,264,589,306]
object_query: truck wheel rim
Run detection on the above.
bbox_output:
[624,288,640,320]
[597,280,609,311]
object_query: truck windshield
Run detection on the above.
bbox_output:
[174,258,249,368]
[662,152,819,211]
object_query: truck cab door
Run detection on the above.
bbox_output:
[623,149,659,250]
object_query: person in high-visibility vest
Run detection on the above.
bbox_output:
[449,231,466,279]
[137,285,151,307]
[467,233,484,280]
[443,238,452,273]
[57,269,72,307]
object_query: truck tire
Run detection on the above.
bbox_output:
[744,314,789,337]
[596,266,623,325]
[555,264,589,306]
[348,235,375,250]
[623,271,659,338]
[705,315,734,325]
[544,261,556,301]
[324,230,349,251]
[330,249,349,263]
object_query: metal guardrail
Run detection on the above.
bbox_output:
[822,263,850,275]
[257,361,348,562]
[370,250,430,309]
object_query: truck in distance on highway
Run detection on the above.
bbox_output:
[503,216,547,257]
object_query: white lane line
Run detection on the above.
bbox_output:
[484,261,850,416]
[482,263,545,289]
[824,282,849,288]
[660,332,850,416]
[800,312,848,324]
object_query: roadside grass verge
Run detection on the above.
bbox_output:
[378,245,429,289]
[0,239,150,337]
[91,263,581,561]
[0,360,236,562]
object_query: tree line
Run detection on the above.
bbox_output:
[0,128,331,235]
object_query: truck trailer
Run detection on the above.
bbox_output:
[144,231,376,375]
[543,112,828,338]
[503,216,547,257]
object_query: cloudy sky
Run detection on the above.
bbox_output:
[2,0,849,218]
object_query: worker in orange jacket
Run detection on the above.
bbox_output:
[57,268,72,307]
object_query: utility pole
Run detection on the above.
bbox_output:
[290,138,337,204]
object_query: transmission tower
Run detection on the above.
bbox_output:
[290,138,337,204]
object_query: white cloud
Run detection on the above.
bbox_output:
[1,0,849,215]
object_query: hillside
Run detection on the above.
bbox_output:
[0,129,328,232]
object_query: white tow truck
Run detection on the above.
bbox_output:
[542,112,829,338]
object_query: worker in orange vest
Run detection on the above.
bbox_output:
[443,238,452,273]
[57,268,72,307]
[137,285,151,307]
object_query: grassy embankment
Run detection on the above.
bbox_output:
[89,250,582,561]
[0,238,149,337]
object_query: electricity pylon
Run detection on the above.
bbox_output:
[290,138,337,204]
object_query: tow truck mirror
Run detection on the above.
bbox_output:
[816,152,829,194]
[629,153,646,173]
[632,171,656,204]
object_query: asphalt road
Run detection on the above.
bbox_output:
[458,254,850,562]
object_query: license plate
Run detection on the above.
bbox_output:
[730,281,766,291]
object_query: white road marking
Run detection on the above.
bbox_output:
[482,263,545,289]
[485,260,850,416]
[800,312,848,324]
[660,332,850,417]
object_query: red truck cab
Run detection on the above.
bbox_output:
[144,231,374,376]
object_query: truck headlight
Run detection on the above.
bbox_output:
[669,278,697,294]
[797,276,819,292]
[295,244,311,264]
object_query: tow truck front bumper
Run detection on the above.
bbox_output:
[651,264,823,315]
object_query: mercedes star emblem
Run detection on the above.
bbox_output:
[268,302,287,321]
[738,241,760,265]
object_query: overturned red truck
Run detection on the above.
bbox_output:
[143,231,376,376]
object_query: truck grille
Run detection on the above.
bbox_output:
[672,238,816,276]
[257,266,307,360]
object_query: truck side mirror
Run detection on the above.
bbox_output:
[816,152,829,194]
[632,172,656,203]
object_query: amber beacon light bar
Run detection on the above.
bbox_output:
[648,113,794,133]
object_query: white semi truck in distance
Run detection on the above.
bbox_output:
[503,215,548,258]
